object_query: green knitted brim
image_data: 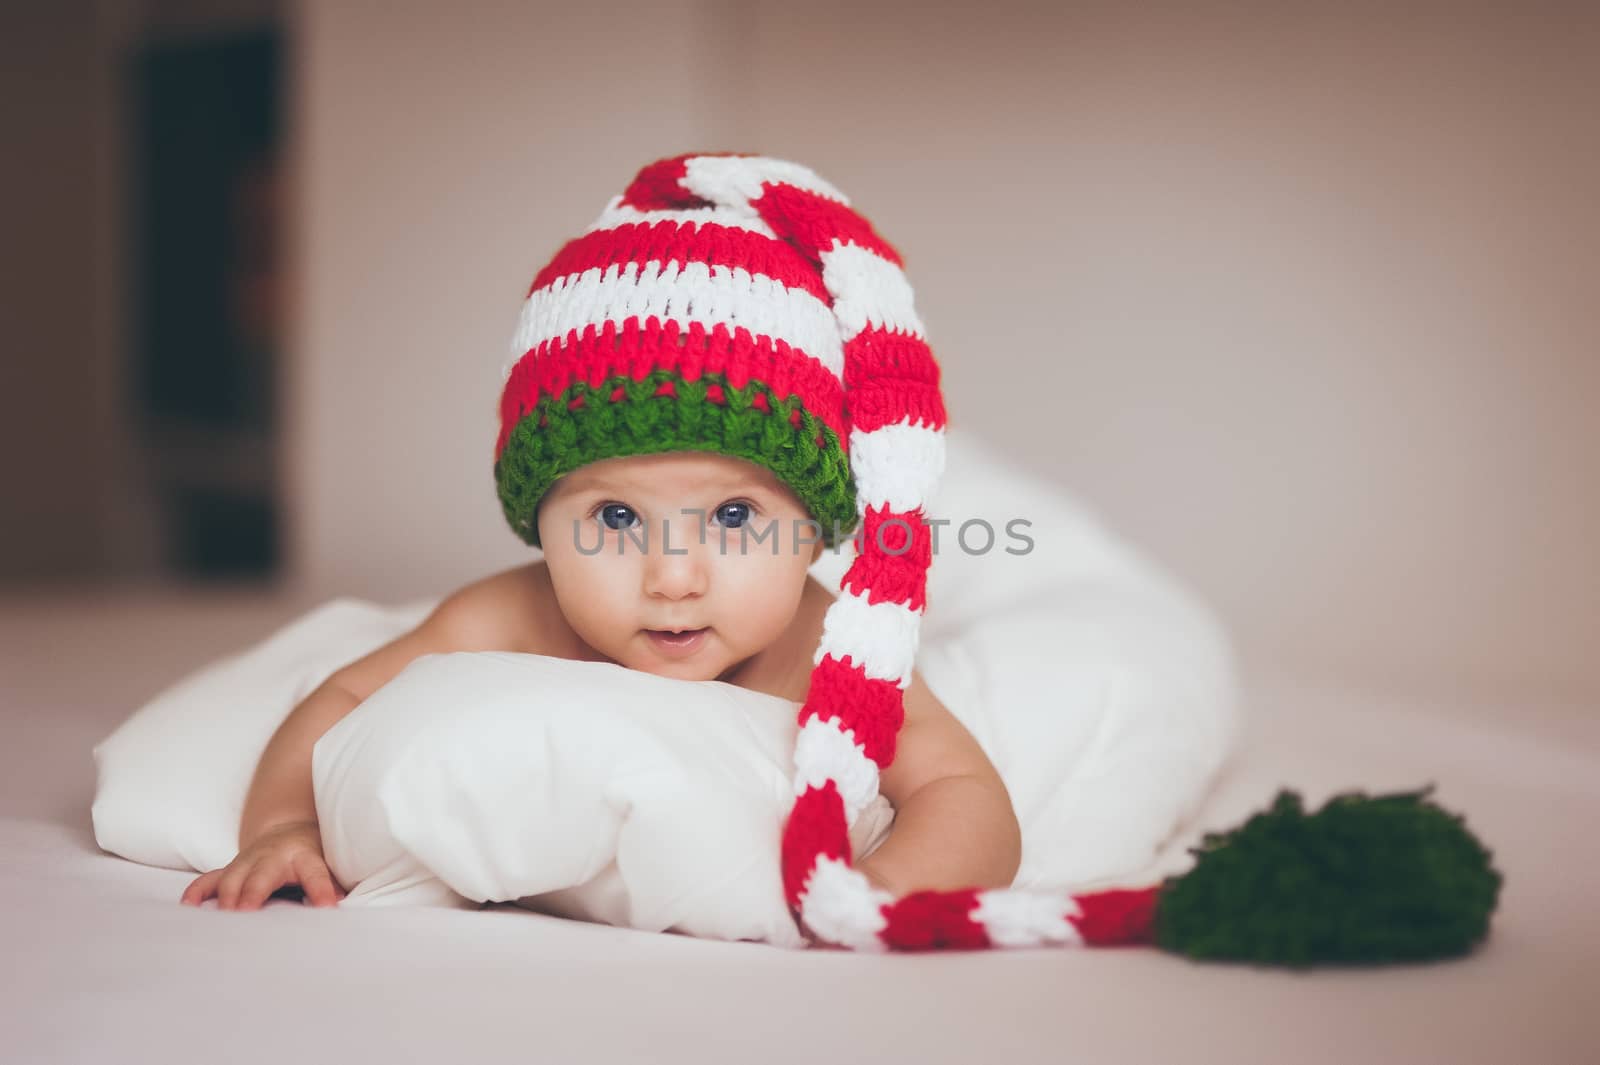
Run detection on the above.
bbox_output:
[496,368,858,550]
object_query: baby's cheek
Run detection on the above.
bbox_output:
[726,562,808,643]
[552,561,636,642]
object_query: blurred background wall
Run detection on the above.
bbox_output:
[4,1,1596,712]
[2,0,282,586]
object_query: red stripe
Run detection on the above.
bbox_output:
[839,507,935,612]
[781,781,852,909]
[1067,887,1161,946]
[752,182,903,266]
[798,655,906,768]
[497,318,848,460]
[879,889,991,951]
[842,329,947,433]
[619,154,706,209]
[618,151,757,209]
[527,220,829,303]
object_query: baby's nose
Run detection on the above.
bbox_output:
[641,518,711,598]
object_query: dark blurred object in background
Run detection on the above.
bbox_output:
[0,3,283,590]
[134,26,282,580]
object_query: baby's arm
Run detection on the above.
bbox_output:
[180,574,523,910]
[850,672,1022,899]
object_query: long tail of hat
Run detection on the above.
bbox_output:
[615,153,1163,951]
[604,155,1505,961]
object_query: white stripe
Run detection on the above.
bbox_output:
[792,715,882,825]
[681,156,849,210]
[818,242,925,342]
[585,195,779,239]
[850,421,946,514]
[814,587,919,687]
[797,856,893,952]
[970,890,1085,948]
[503,259,845,382]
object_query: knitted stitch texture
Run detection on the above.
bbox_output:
[496,153,1163,951]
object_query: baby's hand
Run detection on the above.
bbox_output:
[179,821,345,910]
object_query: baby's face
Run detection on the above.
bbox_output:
[536,451,826,682]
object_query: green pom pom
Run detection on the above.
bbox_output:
[1154,785,1502,968]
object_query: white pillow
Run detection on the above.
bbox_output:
[816,429,1244,889]
[313,651,897,946]
[92,426,1241,939]
[90,597,434,873]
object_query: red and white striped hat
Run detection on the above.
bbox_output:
[495,153,1158,951]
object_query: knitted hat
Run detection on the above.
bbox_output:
[495,153,938,548]
[494,154,1502,959]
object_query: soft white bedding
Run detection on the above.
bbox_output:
[3,588,1595,1063]
[90,427,1244,946]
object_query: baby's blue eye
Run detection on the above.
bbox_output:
[597,503,640,531]
[714,502,753,529]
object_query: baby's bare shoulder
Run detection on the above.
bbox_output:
[427,561,566,656]
[326,562,560,700]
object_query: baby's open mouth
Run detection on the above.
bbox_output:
[644,627,709,652]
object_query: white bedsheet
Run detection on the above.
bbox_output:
[3,588,1595,1064]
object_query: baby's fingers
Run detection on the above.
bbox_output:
[295,855,344,908]
[180,869,223,906]
[235,865,289,911]
[215,865,250,910]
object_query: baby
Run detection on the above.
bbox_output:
[180,154,1022,938]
